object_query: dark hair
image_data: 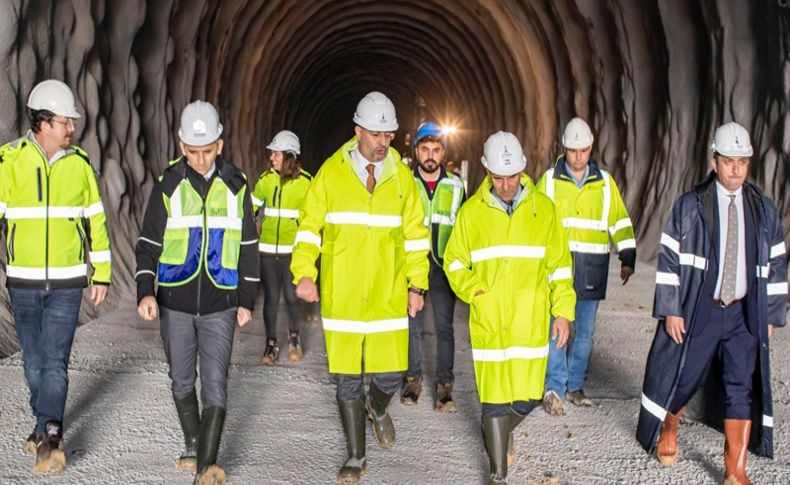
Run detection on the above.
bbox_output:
[277,151,302,183]
[29,109,56,134]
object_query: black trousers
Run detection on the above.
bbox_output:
[260,254,301,342]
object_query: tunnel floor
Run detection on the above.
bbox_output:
[0,262,789,484]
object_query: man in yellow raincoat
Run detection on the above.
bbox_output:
[443,131,576,485]
[291,91,430,484]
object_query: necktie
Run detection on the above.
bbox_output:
[720,194,738,305]
[366,163,376,194]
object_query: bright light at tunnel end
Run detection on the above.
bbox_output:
[442,124,458,135]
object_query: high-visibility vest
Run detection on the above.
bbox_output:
[158,164,246,290]
[251,169,311,255]
[414,170,464,265]
[0,135,111,288]
[443,174,576,403]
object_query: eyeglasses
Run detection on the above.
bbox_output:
[362,128,395,141]
[49,118,75,129]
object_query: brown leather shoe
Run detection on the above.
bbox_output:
[656,410,681,466]
[723,419,752,485]
[400,375,422,405]
[435,382,458,413]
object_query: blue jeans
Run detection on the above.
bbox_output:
[545,299,600,395]
[10,287,83,434]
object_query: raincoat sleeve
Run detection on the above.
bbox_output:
[402,175,430,290]
[443,206,486,303]
[83,163,112,285]
[545,205,576,321]
[765,200,788,327]
[653,199,684,319]
[607,176,636,269]
[290,169,327,284]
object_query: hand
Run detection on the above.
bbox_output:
[295,277,319,302]
[137,295,158,321]
[769,324,775,339]
[665,315,686,344]
[408,292,424,318]
[237,307,252,327]
[552,317,570,349]
[90,284,108,306]
[621,266,634,285]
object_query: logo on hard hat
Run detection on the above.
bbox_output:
[192,119,207,137]
[733,133,743,149]
[501,144,513,165]
[377,113,387,124]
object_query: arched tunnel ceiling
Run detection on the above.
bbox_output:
[0,0,789,355]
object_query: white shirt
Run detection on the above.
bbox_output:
[350,149,383,187]
[713,181,747,300]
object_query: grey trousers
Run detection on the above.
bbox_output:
[160,307,236,408]
[336,372,403,401]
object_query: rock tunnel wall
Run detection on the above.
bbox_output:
[0,0,788,356]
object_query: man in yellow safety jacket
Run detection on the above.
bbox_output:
[0,79,111,473]
[444,131,576,485]
[291,91,430,484]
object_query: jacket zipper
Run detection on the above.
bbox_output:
[44,164,50,290]
[274,185,281,257]
[8,224,16,261]
[196,203,204,316]
[36,167,43,202]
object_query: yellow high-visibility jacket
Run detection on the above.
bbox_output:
[291,137,430,374]
[443,174,576,403]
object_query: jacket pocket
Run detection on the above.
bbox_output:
[75,221,86,261]
[573,252,610,299]
[8,223,16,262]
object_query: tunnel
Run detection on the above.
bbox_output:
[0,0,789,356]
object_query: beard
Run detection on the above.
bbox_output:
[419,159,439,173]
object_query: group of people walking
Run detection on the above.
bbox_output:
[0,79,786,485]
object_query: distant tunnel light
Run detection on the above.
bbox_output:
[442,124,458,135]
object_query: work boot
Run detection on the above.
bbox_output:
[482,416,510,485]
[400,375,422,405]
[566,389,593,407]
[34,421,66,473]
[287,333,304,362]
[23,430,39,454]
[435,382,458,413]
[542,390,566,416]
[505,408,526,466]
[656,410,681,467]
[365,383,396,448]
[174,389,200,470]
[723,419,752,485]
[337,399,367,484]
[194,406,226,485]
[260,340,279,366]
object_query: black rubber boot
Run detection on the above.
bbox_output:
[482,416,510,485]
[365,383,396,448]
[174,390,200,470]
[505,407,527,467]
[337,399,367,484]
[194,406,226,485]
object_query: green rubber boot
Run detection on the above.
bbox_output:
[482,415,510,485]
[337,399,367,484]
[365,383,395,448]
[174,390,200,470]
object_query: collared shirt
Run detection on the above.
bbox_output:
[28,131,68,165]
[490,184,524,216]
[713,180,747,300]
[350,148,383,187]
[564,162,590,189]
[201,163,217,181]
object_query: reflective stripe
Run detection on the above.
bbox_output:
[206,216,242,230]
[7,264,87,279]
[430,213,454,226]
[244,276,261,282]
[5,206,84,219]
[471,245,546,263]
[0,201,7,215]
[264,207,300,219]
[325,212,402,227]
[562,217,607,231]
[405,239,430,252]
[226,189,239,220]
[251,195,264,207]
[135,269,156,279]
[641,393,667,421]
[660,233,680,254]
[679,253,707,270]
[295,230,321,247]
[170,184,183,217]
[656,272,680,286]
[545,169,555,201]
[568,241,609,254]
[764,415,774,427]
[84,202,105,218]
[767,282,788,296]
[600,171,612,230]
[166,215,203,229]
[259,243,294,254]
[137,236,162,247]
[616,238,637,251]
[609,217,633,234]
[757,265,770,278]
[548,266,572,282]
[241,239,258,246]
[448,260,465,272]
[472,345,549,362]
[89,250,112,263]
[771,242,786,259]
[323,317,409,334]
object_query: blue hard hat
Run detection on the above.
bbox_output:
[413,120,446,148]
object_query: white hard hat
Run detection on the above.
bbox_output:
[481,131,526,176]
[267,130,300,155]
[178,100,223,146]
[711,122,753,157]
[27,79,81,118]
[561,117,594,149]
[353,91,399,132]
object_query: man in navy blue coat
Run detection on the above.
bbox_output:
[636,122,787,484]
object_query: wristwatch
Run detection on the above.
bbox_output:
[408,286,427,296]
